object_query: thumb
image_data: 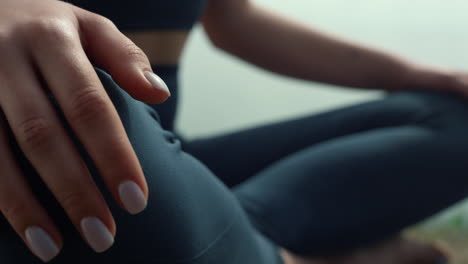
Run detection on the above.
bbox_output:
[74,8,170,104]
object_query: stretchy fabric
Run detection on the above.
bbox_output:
[4,0,468,262]
[0,68,283,263]
[1,68,468,263]
[63,0,208,31]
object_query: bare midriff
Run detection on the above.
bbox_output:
[124,31,190,65]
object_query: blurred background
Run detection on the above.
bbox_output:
[177,0,468,262]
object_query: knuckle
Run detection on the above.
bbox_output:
[56,190,88,214]
[69,88,108,125]
[25,18,76,45]
[1,202,28,222]
[0,30,12,50]
[0,30,18,60]
[94,15,117,29]
[17,116,55,153]
[0,37,9,69]
[122,41,148,62]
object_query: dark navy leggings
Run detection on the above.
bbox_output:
[2,68,468,263]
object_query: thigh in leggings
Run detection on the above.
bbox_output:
[0,68,283,264]
[185,90,468,256]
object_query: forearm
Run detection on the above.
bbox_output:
[203,2,422,91]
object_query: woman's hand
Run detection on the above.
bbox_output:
[404,63,468,97]
[442,71,468,97]
[0,0,170,261]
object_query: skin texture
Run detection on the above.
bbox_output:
[0,0,169,260]
[0,0,465,262]
[201,0,468,94]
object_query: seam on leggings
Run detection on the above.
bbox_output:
[393,91,468,127]
[143,214,238,264]
[236,194,282,246]
[411,103,460,128]
[178,218,236,263]
[321,103,453,147]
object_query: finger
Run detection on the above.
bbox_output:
[0,49,115,253]
[0,117,62,262]
[27,19,149,216]
[75,7,170,104]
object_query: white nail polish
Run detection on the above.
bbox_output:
[144,71,170,95]
[118,181,147,214]
[25,226,60,262]
[80,217,114,253]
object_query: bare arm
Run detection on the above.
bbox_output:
[202,0,466,92]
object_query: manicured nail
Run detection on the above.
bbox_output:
[144,71,170,95]
[118,181,147,214]
[80,217,114,253]
[25,226,60,262]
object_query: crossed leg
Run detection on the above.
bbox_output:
[185,90,468,263]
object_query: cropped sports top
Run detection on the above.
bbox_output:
[64,0,208,31]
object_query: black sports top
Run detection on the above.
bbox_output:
[65,0,208,31]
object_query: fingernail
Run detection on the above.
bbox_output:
[144,71,170,95]
[118,181,147,214]
[80,217,114,253]
[25,226,60,262]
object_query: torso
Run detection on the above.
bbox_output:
[64,0,208,65]
[124,31,189,65]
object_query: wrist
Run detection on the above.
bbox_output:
[399,63,455,92]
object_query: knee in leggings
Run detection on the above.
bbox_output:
[389,90,468,127]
